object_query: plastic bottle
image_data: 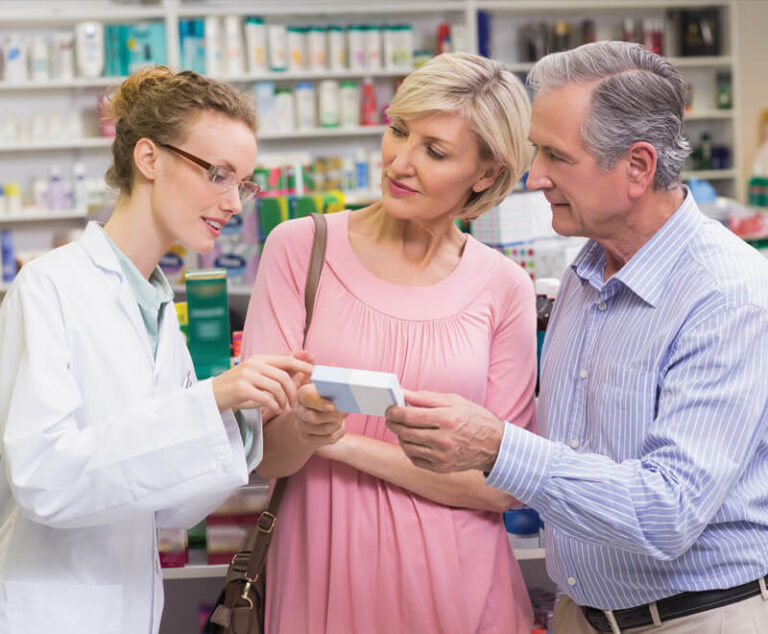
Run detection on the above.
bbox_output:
[436,23,451,55]
[4,183,21,215]
[1,230,18,283]
[223,15,245,77]
[294,82,316,129]
[3,36,28,83]
[339,80,360,127]
[75,22,104,78]
[360,78,378,126]
[30,36,50,81]
[52,31,76,80]
[354,149,369,191]
[273,87,295,131]
[48,164,65,210]
[73,162,88,214]
[204,16,222,76]
[328,25,346,70]
[268,24,288,71]
[308,26,327,71]
[365,25,381,69]
[244,17,267,72]
[287,26,307,71]
[318,79,340,127]
[368,150,383,190]
[700,132,713,170]
[347,25,365,70]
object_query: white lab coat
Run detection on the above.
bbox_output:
[0,223,256,633]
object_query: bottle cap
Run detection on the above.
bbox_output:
[534,277,560,299]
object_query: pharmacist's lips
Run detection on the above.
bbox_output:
[388,177,418,193]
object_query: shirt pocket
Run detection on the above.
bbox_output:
[0,580,122,633]
[587,362,656,460]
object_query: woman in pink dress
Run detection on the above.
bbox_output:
[241,52,536,634]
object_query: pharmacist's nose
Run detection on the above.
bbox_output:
[219,185,243,215]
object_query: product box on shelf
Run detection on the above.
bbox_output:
[185,268,230,380]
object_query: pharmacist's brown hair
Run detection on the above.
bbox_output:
[387,52,531,221]
[105,66,258,195]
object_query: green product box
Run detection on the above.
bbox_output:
[185,269,230,380]
[258,196,289,241]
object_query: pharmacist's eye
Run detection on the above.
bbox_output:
[209,167,236,186]
[389,125,407,138]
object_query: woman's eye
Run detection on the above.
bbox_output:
[427,147,445,160]
[210,169,233,185]
[389,125,406,137]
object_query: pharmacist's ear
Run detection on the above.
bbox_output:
[133,137,160,182]
[626,142,656,198]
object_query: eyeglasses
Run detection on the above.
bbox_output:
[156,142,261,201]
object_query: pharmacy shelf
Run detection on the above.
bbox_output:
[0,138,113,153]
[176,1,467,18]
[0,2,165,25]
[684,109,734,121]
[259,125,388,140]
[681,168,737,181]
[0,209,88,224]
[218,68,413,83]
[0,77,125,92]
[477,0,731,11]
[162,546,545,580]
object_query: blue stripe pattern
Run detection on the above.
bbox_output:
[486,192,768,610]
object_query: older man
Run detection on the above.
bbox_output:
[387,41,768,633]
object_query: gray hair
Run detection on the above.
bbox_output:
[527,41,690,190]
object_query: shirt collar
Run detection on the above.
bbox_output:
[571,189,705,307]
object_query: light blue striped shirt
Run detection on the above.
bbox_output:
[486,191,768,610]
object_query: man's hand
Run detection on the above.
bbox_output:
[385,390,504,474]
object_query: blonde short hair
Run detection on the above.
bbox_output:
[387,53,531,220]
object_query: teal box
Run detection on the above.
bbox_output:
[185,269,231,380]
[128,21,167,72]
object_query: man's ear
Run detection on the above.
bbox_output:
[133,137,160,182]
[626,142,657,198]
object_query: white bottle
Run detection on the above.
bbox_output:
[244,17,267,73]
[287,26,306,71]
[318,79,340,127]
[51,32,75,80]
[328,26,346,70]
[339,80,360,128]
[223,15,245,77]
[75,22,104,78]
[253,82,275,130]
[294,82,316,129]
[3,36,29,83]
[368,150,383,190]
[308,26,327,71]
[384,26,397,70]
[365,26,382,69]
[30,36,50,82]
[73,162,88,214]
[273,87,295,132]
[204,16,222,76]
[48,164,65,210]
[347,26,365,70]
[268,24,288,71]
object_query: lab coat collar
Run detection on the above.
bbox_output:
[79,221,155,365]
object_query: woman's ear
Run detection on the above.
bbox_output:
[472,162,503,194]
[133,138,159,182]
[626,142,657,198]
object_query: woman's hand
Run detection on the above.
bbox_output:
[211,352,314,415]
[293,383,347,449]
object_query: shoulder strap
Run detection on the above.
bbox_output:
[243,212,328,585]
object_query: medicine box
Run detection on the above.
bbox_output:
[311,365,405,417]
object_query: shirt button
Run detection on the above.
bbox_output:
[567,576,577,586]
[597,301,607,311]
[579,369,588,379]
[569,439,580,449]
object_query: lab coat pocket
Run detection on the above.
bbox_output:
[1,580,122,633]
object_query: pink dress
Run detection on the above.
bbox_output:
[241,210,536,634]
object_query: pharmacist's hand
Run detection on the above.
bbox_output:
[211,354,314,415]
[293,383,347,449]
[386,390,504,474]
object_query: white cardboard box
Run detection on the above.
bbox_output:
[311,365,405,417]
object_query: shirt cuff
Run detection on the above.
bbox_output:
[236,408,264,472]
[484,420,556,504]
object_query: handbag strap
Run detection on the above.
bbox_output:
[243,212,328,585]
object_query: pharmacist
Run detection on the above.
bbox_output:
[387,41,768,633]
[0,67,312,634]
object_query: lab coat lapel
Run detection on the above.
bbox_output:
[79,222,155,365]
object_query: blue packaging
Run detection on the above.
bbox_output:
[1,230,18,283]
[477,11,491,58]
[503,506,541,535]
